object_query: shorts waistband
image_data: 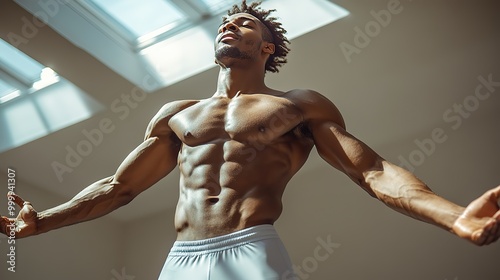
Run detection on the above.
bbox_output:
[169,224,279,256]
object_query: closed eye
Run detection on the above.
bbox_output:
[241,22,255,29]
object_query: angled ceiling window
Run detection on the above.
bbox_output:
[187,0,242,15]
[0,79,19,104]
[0,39,54,103]
[15,0,349,92]
[90,0,186,37]
[0,39,104,153]
[79,0,248,51]
[83,0,188,49]
[0,39,44,85]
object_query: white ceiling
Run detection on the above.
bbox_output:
[0,0,499,226]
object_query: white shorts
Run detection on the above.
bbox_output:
[158,225,296,280]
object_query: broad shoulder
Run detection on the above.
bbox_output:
[284,89,346,129]
[145,99,199,138]
[157,99,200,117]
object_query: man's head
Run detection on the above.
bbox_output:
[215,0,290,73]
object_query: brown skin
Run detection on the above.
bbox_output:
[1,13,500,246]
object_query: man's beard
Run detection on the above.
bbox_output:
[215,45,254,63]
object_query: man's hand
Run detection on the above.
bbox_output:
[453,186,500,246]
[0,193,38,239]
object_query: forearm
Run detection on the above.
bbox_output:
[36,176,133,235]
[365,160,465,233]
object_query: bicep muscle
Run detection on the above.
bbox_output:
[312,121,382,193]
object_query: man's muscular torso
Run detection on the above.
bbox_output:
[160,90,320,241]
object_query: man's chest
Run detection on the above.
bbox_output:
[168,94,304,146]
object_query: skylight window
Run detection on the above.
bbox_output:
[15,0,349,92]
[186,0,242,15]
[80,0,247,50]
[0,39,104,153]
[0,90,21,104]
[0,80,18,102]
[0,38,61,104]
[32,68,60,91]
[0,39,44,87]
[87,0,187,42]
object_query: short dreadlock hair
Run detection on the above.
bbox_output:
[223,0,290,73]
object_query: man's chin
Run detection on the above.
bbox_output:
[216,45,237,58]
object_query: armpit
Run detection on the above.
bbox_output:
[291,122,313,140]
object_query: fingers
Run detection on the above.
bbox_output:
[489,185,500,200]
[493,221,500,244]
[0,216,7,234]
[9,192,23,208]
[494,185,500,192]
[0,216,14,235]
[494,210,500,220]
[475,187,500,246]
[485,220,499,245]
[490,211,500,245]
[7,192,32,209]
[475,219,500,246]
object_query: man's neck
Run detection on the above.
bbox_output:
[215,65,268,98]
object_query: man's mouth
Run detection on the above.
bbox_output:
[219,33,240,42]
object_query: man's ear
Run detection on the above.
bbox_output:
[263,42,275,55]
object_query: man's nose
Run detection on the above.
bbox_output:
[221,22,239,33]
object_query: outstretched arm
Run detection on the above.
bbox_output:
[0,100,193,238]
[34,134,179,235]
[294,90,500,246]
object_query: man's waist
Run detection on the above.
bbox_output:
[170,224,279,256]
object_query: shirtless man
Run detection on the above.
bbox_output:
[1,1,499,279]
